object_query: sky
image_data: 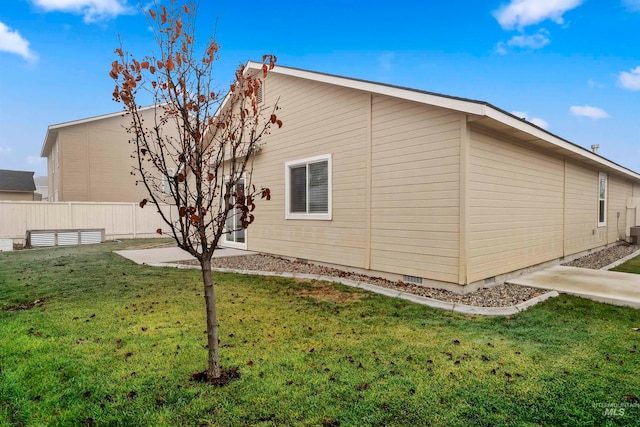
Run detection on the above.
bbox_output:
[0,0,639,177]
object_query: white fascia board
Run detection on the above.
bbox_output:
[246,61,485,116]
[484,108,640,181]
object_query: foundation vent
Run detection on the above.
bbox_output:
[403,275,423,285]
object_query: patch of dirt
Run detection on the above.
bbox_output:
[0,298,46,312]
[191,366,240,386]
[295,280,365,304]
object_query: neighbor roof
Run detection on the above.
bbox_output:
[246,61,640,182]
[0,169,36,192]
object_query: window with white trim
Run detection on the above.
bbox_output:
[163,168,175,194]
[598,172,607,227]
[223,176,246,248]
[285,154,332,220]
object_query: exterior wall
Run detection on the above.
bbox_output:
[247,73,370,267]
[370,95,461,283]
[0,191,37,201]
[608,175,632,244]
[0,201,175,244]
[563,161,605,253]
[60,124,89,200]
[244,75,464,283]
[467,127,564,283]
[54,109,172,202]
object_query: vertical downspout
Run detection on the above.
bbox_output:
[458,115,470,285]
[364,93,372,270]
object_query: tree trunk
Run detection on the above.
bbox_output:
[201,259,221,379]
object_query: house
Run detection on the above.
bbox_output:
[40,106,176,202]
[222,62,640,292]
[33,176,48,201]
[0,169,39,201]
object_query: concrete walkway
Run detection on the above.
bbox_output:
[507,266,640,308]
[115,246,255,265]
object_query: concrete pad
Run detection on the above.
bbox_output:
[114,246,255,265]
[0,239,13,252]
[507,266,640,308]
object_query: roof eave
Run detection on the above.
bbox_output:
[246,61,640,182]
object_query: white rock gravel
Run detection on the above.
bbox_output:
[563,244,639,270]
[175,244,638,308]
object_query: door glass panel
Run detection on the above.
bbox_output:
[225,177,245,244]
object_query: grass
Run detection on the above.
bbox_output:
[612,254,640,274]
[1,240,639,426]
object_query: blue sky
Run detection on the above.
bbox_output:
[1,0,639,177]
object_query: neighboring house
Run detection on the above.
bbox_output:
[0,169,39,201]
[40,106,175,202]
[222,62,640,292]
[33,176,48,201]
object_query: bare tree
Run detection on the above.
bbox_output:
[110,0,281,381]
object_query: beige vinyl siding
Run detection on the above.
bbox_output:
[608,175,632,243]
[0,191,35,201]
[370,95,461,283]
[467,128,564,283]
[60,124,89,200]
[86,114,148,202]
[54,109,170,202]
[246,73,369,267]
[564,161,605,253]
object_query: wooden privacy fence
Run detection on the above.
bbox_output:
[0,201,176,245]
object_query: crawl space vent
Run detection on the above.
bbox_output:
[403,275,423,285]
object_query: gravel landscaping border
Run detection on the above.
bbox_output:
[157,243,638,313]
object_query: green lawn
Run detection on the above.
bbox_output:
[1,240,639,426]
[612,254,640,274]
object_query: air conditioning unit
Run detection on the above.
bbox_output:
[631,226,640,245]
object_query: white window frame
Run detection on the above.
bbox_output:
[221,175,248,250]
[285,154,332,220]
[598,172,607,227]
[163,168,175,194]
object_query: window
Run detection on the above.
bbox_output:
[285,154,332,220]
[223,177,247,249]
[598,172,607,226]
[163,168,175,194]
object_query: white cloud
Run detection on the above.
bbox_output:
[569,105,610,120]
[0,146,13,153]
[31,0,132,23]
[623,0,640,12]
[511,111,550,129]
[618,66,640,91]
[495,42,508,55]
[0,22,38,62]
[26,156,45,165]
[507,29,550,49]
[494,0,584,30]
